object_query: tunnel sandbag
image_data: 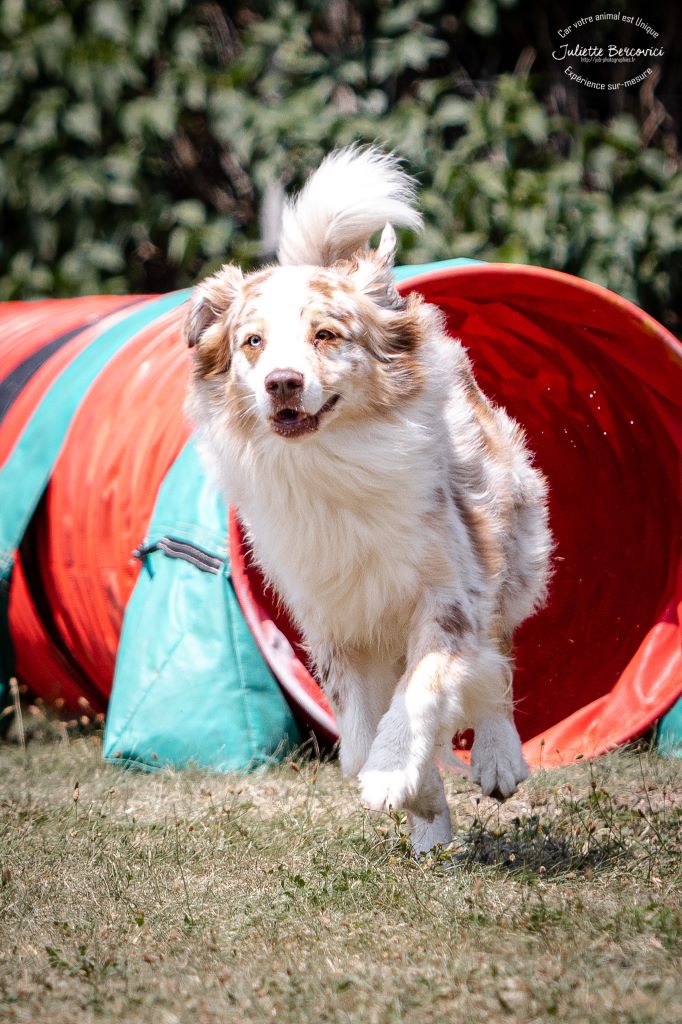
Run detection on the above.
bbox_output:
[103,439,300,771]
[229,261,682,767]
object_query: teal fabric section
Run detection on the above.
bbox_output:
[103,439,301,772]
[0,291,189,707]
[657,698,682,757]
[393,258,482,283]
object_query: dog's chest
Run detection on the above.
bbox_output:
[240,442,437,645]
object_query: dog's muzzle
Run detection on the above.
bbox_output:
[269,392,340,439]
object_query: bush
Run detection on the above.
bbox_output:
[0,0,679,334]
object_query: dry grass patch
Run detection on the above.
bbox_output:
[0,731,680,1023]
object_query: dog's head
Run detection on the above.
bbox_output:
[184,225,429,441]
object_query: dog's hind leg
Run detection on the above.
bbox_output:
[312,644,396,778]
[467,631,528,800]
[470,714,528,800]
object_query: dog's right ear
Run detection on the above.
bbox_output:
[183,265,244,349]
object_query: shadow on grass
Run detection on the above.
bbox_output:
[448,814,625,877]
[436,784,677,880]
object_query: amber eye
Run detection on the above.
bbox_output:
[244,334,262,349]
[314,329,335,345]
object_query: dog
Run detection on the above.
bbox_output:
[184,147,552,855]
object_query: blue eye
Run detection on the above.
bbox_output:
[245,335,262,348]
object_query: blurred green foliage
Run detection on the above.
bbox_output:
[0,0,680,333]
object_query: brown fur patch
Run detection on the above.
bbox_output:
[450,485,504,577]
[325,684,344,714]
[192,321,232,380]
[305,273,367,347]
[460,370,518,560]
[461,365,484,405]
[496,629,513,659]
[335,355,424,427]
[185,264,245,376]
[462,365,515,470]
[239,266,275,303]
[316,657,331,686]
[315,652,345,713]
[308,272,353,303]
[358,291,425,358]
[437,603,472,639]
[432,486,447,510]
[306,298,428,429]
[352,296,427,414]
[465,390,517,552]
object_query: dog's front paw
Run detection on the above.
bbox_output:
[471,717,529,801]
[358,768,418,813]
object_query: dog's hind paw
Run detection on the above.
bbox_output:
[470,717,529,801]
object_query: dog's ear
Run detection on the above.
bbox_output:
[346,225,426,361]
[376,222,397,265]
[183,265,244,349]
[348,222,402,311]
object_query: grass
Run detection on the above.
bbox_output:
[0,721,680,1023]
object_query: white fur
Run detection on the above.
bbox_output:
[277,146,422,267]
[186,147,552,857]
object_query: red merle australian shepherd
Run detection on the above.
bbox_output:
[184,147,552,855]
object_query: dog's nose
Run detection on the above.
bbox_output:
[264,369,304,401]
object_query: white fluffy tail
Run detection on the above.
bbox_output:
[277,146,422,267]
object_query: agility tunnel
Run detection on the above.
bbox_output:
[0,259,681,770]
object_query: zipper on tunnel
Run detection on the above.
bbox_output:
[134,536,225,575]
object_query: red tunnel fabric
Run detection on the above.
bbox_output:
[2,264,681,766]
[0,297,135,467]
[1,297,149,711]
[8,302,192,709]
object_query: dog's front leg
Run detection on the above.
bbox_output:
[358,605,512,817]
[406,763,453,855]
[357,641,457,818]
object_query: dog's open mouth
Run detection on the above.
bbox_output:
[271,394,340,438]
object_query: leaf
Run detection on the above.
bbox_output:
[519,106,548,145]
[435,97,472,128]
[63,103,101,145]
[120,96,177,141]
[83,241,125,272]
[169,200,206,229]
[606,116,642,152]
[465,0,498,36]
[89,1,130,43]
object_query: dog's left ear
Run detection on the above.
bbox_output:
[183,264,244,349]
[376,222,397,265]
[350,222,403,310]
[348,223,425,360]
